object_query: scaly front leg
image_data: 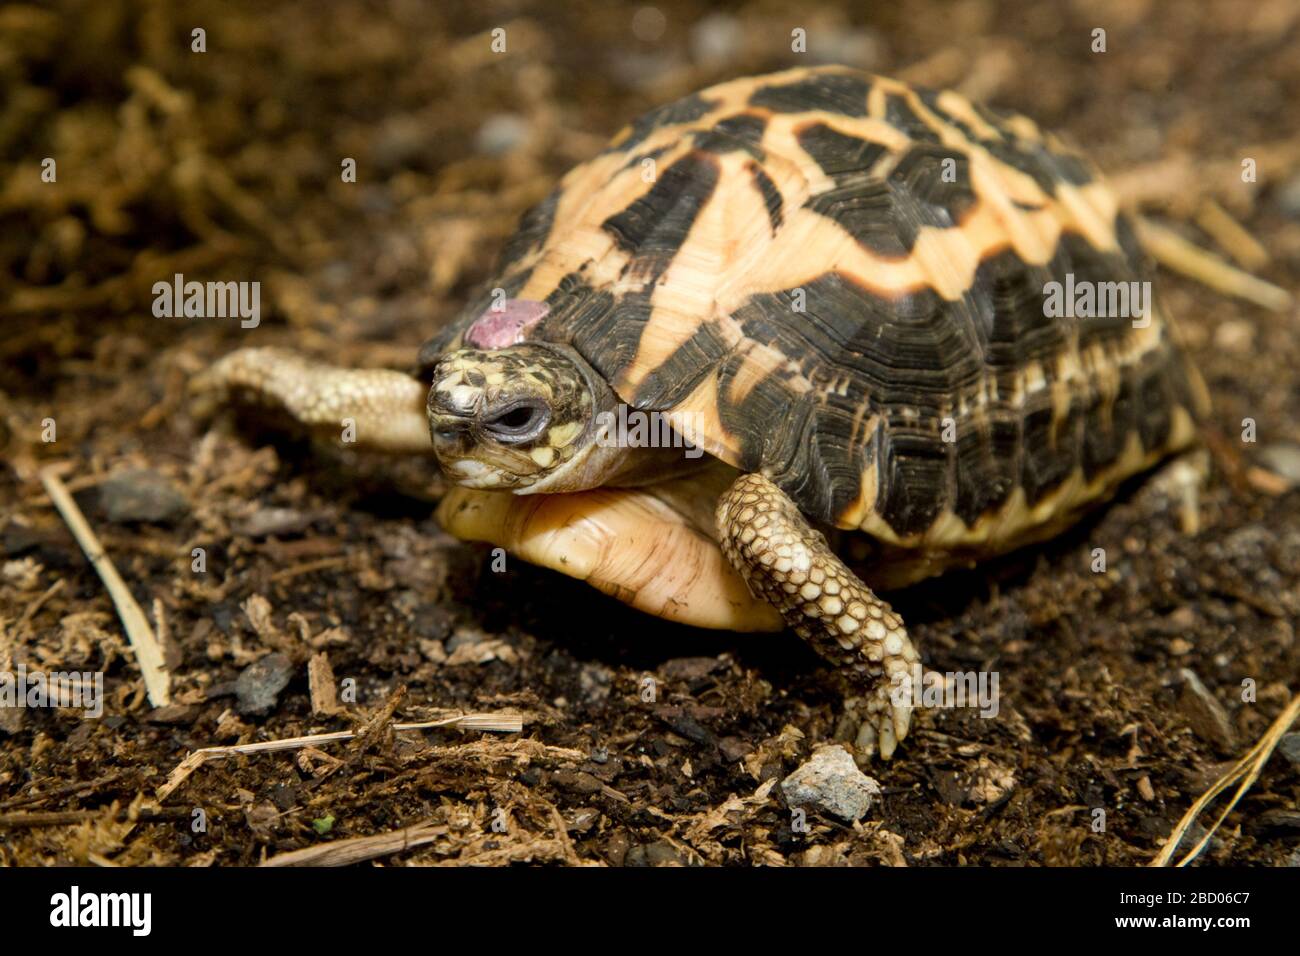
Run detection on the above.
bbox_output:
[717,473,918,758]
[192,347,432,453]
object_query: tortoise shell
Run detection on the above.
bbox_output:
[421,66,1207,550]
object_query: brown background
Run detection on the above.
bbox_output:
[1,0,1298,865]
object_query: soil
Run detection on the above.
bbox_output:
[1,0,1298,867]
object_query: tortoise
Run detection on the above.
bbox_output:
[195,66,1209,758]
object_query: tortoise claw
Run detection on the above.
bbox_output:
[893,700,912,747]
[867,684,911,760]
[847,684,913,760]
[878,713,898,760]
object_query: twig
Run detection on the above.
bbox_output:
[1110,140,1300,212]
[1151,691,1300,866]
[39,466,172,706]
[260,819,445,867]
[1135,217,1292,313]
[311,685,408,787]
[17,579,64,630]
[0,769,132,811]
[0,807,190,829]
[344,686,407,762]
[269,557,348,583]
[1194,200,1269,271]
[156,712,525,802]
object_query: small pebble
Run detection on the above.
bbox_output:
[719,736,752,763]
[1212,319,1254,352]
[1173,819,1224,859]
[446,626,488,652]
[1178,668,1236,752]
[235,652,294,716]
[475,113,529,157]
[579,662,613,703]
[1278,733,1300,769]
[100,469,188,524]
[372,114,432,172]
[625,840,684,867]
[780,744,881,822]
[689,13,741,64]
[1275,174,1300,219]
[1258,443,1300,488]
[630,6,666,43]
[236,507,313,538]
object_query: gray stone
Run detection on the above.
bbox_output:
[235,652,294,715]
[1258,443,1300,488]
[1278,733,1300,768]
[1178,669,1236,752]
[1275,174,1300,219]
[475,114,529,157]
[781,744,881,822]
[689,14,741,65]
[625,840,684,867]
[100,469,187,524]
[578,662,613,703]
[236,507,312,538]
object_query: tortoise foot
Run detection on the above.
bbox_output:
[717,472,918,759]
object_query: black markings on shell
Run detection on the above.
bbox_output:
[886,144,976,229]
[806,179,922,257]
[882,93,941,143]
[610,93,720,152]
[419,67,1203,542]
[796,122,889,182]
[602,152,721,266]
[748,161,784,233]
[693,113,768,161]
[749,73,872,115]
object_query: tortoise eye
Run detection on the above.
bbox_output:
[483,402,549,443]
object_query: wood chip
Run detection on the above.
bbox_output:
[308,652,341,716]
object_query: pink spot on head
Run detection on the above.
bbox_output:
[465,299,549,349]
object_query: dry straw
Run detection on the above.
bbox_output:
[40,465,172,707]
[1152,692,1300,867]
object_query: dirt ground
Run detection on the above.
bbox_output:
[2,0,1298,866]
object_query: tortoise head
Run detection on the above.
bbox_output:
[427,342,617,491]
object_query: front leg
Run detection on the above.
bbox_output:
[717,473,918,758]
[192,347,432,453]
